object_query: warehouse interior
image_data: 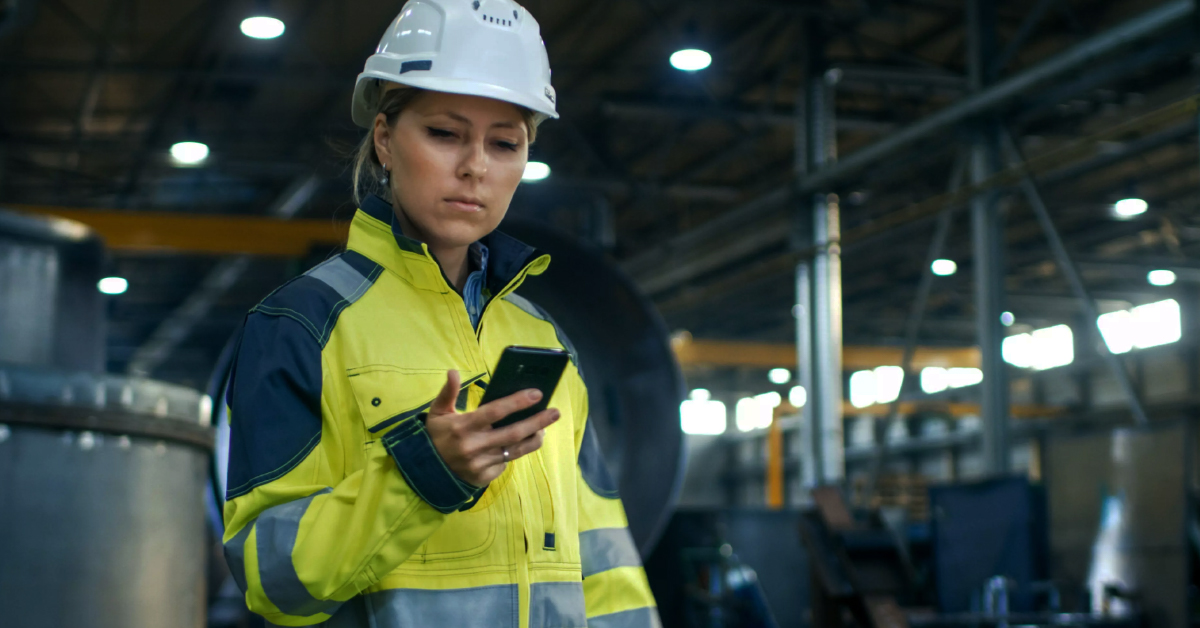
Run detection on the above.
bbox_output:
[2,0,1199,626]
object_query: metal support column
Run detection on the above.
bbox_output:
[795,19,844,487]
[968,0,1011,474]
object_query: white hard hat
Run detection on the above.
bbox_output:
[351,0,559,129]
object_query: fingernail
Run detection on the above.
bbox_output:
[551,410,561,421]
[527,389,542,401]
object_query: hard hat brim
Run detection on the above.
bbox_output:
[351,71,559,129]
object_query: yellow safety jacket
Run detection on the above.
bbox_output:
[222,195,660,627]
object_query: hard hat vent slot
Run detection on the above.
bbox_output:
[480,12,516,29]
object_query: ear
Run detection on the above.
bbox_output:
[373,112,392,167]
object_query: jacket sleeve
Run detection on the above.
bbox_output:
[221,313,477,626]
[574,385,662,628]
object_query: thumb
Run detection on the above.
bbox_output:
[429,369,461,416]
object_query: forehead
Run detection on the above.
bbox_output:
[407,90,525,126]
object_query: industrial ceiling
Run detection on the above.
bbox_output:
[1,0,1196,388]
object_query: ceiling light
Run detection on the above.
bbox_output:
[931,258,957,276]
[169,141,209,165]
[788,385,807,408]
[1113,197,1147,218]
[1000,311,1015,326]
[1147,269,1176,286]
[98,277,128,295]
[241,16,285,39]
[523,161,550,181]
[670,49,711,71]
[768,368,791,384]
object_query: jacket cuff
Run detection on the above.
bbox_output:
[382,417,484,514]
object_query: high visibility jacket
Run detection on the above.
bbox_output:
[222,196,660,628]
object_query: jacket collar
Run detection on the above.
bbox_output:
[349,195,549,296]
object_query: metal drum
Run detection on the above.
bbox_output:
[0,209,213,627]
[0,209,106,371]
[0,364,214,628]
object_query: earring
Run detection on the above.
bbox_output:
[381,165,389,187]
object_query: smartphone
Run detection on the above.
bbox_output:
[481,346,570,429]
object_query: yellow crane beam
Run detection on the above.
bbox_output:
[671,335,981,370]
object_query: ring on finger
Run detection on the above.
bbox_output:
[502,448,510,462]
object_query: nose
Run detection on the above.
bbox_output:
[457,138,488,181]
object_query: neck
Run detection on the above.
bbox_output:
[430,244,471,291]
[392,204,471,291]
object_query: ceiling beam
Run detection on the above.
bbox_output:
[125,174,322,376]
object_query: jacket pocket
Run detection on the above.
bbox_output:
[347,365,485,435]
[347,364,497,559]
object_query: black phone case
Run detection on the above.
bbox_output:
[482,346,569,429]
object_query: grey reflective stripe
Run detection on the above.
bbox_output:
[588,607,663,628]
[223,523,253,593]
[308,257,370,301]
[503,294,580,370]
[529,581,586,628]
[366,585,518,627]
[581,527,642,578]
[256,488,340,617]
[269,597,369,628]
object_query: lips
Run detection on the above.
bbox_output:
[445,197,485,212]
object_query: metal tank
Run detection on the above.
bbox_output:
[0,209,106,371]
[0,209,213,628]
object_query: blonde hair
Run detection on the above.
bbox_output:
[351,84,540,206]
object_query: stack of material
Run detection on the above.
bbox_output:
[853,474,930,520]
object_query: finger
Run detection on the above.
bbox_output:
[469,388,543,428]
[484,407,559,448]
[428,369,461,416]
[503,428,547,462]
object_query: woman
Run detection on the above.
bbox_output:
[221,1,660,627]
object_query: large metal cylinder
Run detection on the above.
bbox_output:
[0,364,214,628]
[0,209,106,371]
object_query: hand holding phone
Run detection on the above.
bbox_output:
[422,347,568,487]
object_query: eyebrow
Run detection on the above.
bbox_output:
[440,111,523,130]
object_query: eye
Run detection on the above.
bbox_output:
[426,127,456,139]
[496,140,519,152]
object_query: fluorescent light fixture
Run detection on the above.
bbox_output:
[788,385,807,408]
[849,365,903,408]
[1098,299,1181,354]
[1000,311,1015,326]
[241,16,285,39]
[169,141,209,165]
[849,370,877,408]
[522,161,550,181]
[1113,197,1148,218]
[768,368,791,384]
[98,276,128,295]
[735,392,781,432]
[681,398,726,435]
[734,398,758,432]
[947,367,983,388]
[920,367,948,394]
[1002,324,1074,370]
[756,391,782,408]
[1147,269,1176,286]
[931,259,957,276]
[669,48,711,71]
